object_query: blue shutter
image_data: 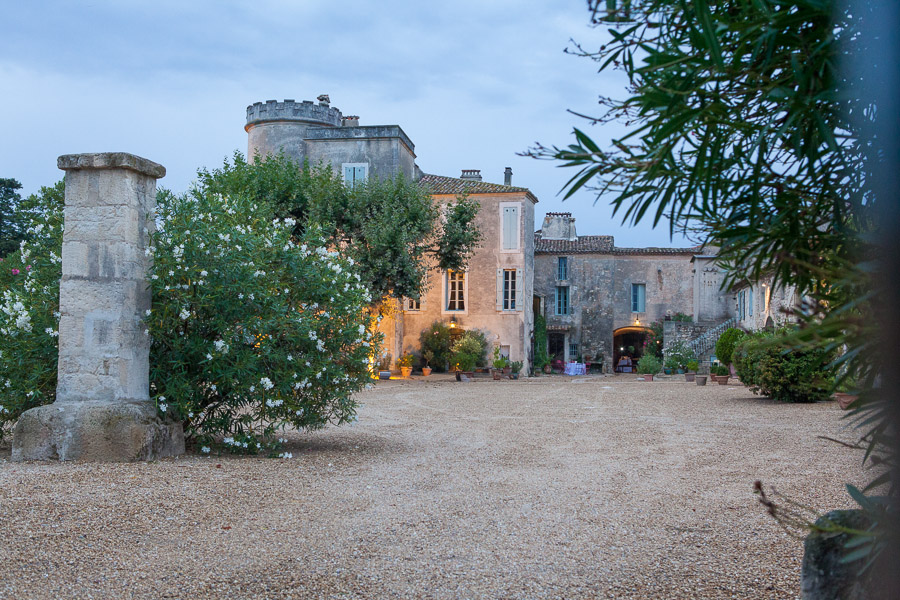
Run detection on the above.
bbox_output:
[343,165,354,183]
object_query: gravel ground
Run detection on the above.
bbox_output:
[0,375,866,599]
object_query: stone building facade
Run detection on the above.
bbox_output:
[534,213,702,372]
[245,97,536,372]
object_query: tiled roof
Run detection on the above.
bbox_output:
[612,246,700,255]
[535,232,699,255]
[535,235,614,254]
[419,173,535,198]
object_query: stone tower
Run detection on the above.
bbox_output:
[244,96,417,179]
[245,98,343,164]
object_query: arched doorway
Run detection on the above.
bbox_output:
[613,326,651,372]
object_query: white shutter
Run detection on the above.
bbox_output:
[502,207,518,249]
[515,269,523,311]
[496,269,504,311]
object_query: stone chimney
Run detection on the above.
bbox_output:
[342,115,360,127]
[541,212,577,241]
[460,169,482,181]
[504,167,513,186]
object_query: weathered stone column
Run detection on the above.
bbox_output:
[12,153,184,461]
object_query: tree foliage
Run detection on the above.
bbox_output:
[0,178,26,258]
[533,0,892,573]
[195,152,481,301]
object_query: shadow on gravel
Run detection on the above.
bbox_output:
[286,430,408,457]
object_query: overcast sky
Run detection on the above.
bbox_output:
[0,0,691,248]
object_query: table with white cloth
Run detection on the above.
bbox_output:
[564,362,587,375]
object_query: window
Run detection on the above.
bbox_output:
[555,286,569,315]
[569,343,578,358]
[501,204,520,250]
[342,163,368,187]
[631,283,646,313]
[446,270,465,311]
[557,257,568,280]
[738,290,746,319]
[503,269,517,310]
[405,298,420,311]
[749,287,753,317]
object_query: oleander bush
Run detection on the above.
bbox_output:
[0,182,64,440]
[733,331,835,403]
[147,189,380,454]
[450,330,488,372]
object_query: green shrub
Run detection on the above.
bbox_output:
[712,365,730,377]
[715,327,745,365]
[491,347,509,369]
[671,312,693,322]
[451,331,486,372]
[534,314,550,369]
[510,361,523,374]
[686,360,699,372]
[733,331,835,403]
[419,321,453,372]
[643,320,664,358]
[636,353,661,375]
[0,184,382,453]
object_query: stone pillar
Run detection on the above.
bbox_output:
[12,153,184,462]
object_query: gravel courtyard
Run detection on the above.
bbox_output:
[0,375,864,599]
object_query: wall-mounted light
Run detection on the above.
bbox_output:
[449,316,457,329]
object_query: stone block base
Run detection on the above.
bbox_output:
[11,401,184,462]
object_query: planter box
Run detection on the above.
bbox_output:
[640,374,654,381]
[717,376,730,385]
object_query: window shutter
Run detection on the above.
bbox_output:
[343,165,354,183]
[355,165,367,183]
[502,207,518,249]
[515,268,523,311]
[496,269,504,311]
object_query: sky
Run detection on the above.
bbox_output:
[0,0,692,248]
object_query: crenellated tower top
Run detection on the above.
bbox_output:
[245,98,343,132]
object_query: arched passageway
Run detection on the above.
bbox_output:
[613,326,652,372]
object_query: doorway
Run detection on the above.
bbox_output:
[548,332,565,363]
[613,326,651,372]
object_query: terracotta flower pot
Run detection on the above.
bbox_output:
[400,367,412,378]
[421,367,432,376]
[641,374,654,381]
[695,375,707,386]
[543,364,552,374]
[685,372,695,382]
[717,376,730,385]
[492,370,502,380]
[834,393,858,410]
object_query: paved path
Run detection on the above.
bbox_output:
[0,376,862,599]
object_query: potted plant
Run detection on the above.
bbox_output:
[421,350,434,376]
[713,364,730,385]
[509,361,523,380]
[378,352,392,380]
[451,333,482,381]
[636,354,661,381]
[685,360,699,382]
[399,353,414,378]
[834,378,859,410]
[664,355,680,376]
[491,347,509,380]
